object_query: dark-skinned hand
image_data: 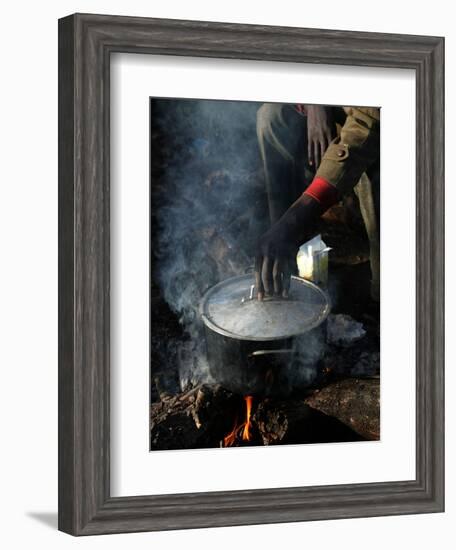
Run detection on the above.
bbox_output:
[255,194,322,300]
[306,105,336,169]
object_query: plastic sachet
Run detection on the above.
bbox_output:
[296,235,331,286]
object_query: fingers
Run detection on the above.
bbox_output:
[261,256,273,297]
[282,259,292,298]
[313,140,320,169]
[256,256,291,299]
[272,257,283,296]
[310,135,334,169]
[319,138,327,168]
[320,136,331,166]
[254,255,264,300]
[308,137,314,167]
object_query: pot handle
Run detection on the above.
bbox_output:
[248,349,294,358]
[241,284,256,303]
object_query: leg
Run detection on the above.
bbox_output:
[256,103,308,224]
[354,165,380,302]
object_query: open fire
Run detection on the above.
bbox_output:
[222,396,254,447]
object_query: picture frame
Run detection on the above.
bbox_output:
[58,13,444,535]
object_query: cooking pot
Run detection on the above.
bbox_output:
[200,274,331,397]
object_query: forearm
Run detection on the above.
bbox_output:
[272,193,323,244]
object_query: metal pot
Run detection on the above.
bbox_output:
[200,274,331,397]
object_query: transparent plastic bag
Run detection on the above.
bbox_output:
[296,235,331,286]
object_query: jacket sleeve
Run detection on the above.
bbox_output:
[315,107,380,196]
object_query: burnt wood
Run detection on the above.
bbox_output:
[58,13,444,535]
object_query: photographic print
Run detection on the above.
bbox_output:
[149,98,380,450]
[58,15,444,533]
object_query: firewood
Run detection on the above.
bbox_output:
[150,384,239,450]
[150,377,379,450]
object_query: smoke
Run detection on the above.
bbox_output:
[261,329,325,396]
[151,99,268,390]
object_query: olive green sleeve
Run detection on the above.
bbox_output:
[315,107,380,195]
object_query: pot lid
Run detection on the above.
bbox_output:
[200,274,330,341]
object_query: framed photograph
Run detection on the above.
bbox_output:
[58,13,444,535]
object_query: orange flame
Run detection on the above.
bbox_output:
[223,396,253,447]
[223,416,239,447]
[242,396,253,441]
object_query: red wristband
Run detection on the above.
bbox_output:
[304,177,340,211]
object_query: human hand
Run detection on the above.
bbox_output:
[254,194,322,300]
[254,223,297,300]
[306,105,336,168]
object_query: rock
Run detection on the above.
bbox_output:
[304,378,380,440]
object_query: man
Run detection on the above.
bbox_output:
[255,103,380,301]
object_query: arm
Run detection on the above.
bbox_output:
[255,107,380,299]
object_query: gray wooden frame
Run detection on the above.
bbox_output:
[58,13,445,536]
